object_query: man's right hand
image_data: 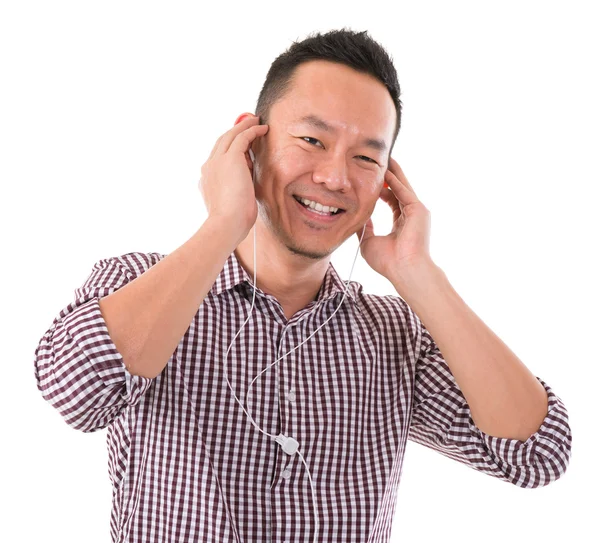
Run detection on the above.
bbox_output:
[198,114,269,243]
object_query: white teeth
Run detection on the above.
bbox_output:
[298,197,339,214]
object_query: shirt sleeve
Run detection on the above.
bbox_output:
[33,252,164,433]
[407,321,572,488]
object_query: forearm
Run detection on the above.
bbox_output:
[393,259,548,441]
[99,218,240,379]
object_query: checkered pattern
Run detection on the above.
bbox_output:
[34,250,572,542]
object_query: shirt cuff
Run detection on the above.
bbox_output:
[470,376,572,469]
[62,296,155,406]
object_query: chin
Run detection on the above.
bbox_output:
[287,232,350,261]
[287,245,330,261]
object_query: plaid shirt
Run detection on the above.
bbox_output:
[34,250,572,542]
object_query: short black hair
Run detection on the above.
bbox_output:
[255,28,402,155]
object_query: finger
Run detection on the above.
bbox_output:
[379,183,402,211]
[212,115,261,158]
[384,168,419,206]
[228,123,269,157]
[378,185,405,223]
[388,157,417,196]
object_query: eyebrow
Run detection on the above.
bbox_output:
[296,114,388,153]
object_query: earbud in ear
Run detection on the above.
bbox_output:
[249,148,255,163]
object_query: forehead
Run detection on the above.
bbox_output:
[271,60,396,145]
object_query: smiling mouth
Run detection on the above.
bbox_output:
[292,195,345,216]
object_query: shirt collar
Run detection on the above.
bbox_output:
[210,250,359,305]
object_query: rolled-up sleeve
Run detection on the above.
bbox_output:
[408,324,572,488]
[34,253,160,433]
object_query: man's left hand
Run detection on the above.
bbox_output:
[356,157,434,283]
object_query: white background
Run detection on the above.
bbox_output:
[2,1,598,541]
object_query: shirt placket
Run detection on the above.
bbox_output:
[270,315,307,543]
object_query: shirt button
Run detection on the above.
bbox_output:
[282,468,292,479]
[286,391,296,402]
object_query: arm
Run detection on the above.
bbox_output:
[33,219,238,432]
[401,263,572,487]
[33,252,156,433]
[396,259,549,441]
[97,218,238,379]
[33,113,266,432]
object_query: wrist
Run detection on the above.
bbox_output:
[390,257,445,300]
[203,215,252,248]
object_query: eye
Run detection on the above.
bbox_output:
[301,136,323,147]
[300,137,378,165]
[357,155,378,164]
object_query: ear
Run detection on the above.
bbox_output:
[235,112,255,125]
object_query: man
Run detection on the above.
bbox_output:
[34,29,572,543]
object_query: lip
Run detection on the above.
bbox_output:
[292,195,345,223]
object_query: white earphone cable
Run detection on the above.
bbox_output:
[221,157,367,542]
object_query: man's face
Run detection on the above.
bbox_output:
[252,59,396,260]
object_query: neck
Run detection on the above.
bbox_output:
[234,220,331,318]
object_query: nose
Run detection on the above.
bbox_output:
[312,153,352,193]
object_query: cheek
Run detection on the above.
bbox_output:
[364,175,384,194]
[359,177,385,213]
[257,147,313,202]
[254,148,305,204]
[357,175,384,202]
[273,146,313,178]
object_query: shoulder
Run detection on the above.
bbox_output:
[91,251,168,280]
[350,283,421,345]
